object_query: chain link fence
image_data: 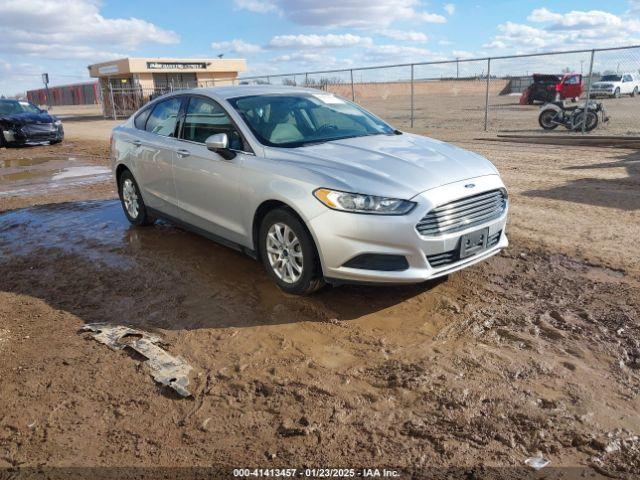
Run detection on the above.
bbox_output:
[102,46,640,136]
[237,45,640,136]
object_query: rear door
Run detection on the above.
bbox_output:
[131,96,185,217]
[172,95,252,246]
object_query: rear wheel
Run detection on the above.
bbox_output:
[0,132,5,148]
[614,87,621,98]
[118,170,155,226]
[539,109,559,130]
[259,208,324,295]
[631,87,638,98]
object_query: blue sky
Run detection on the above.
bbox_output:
[1,0,639,95]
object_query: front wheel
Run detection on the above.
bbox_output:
[259,208,324,295]
[572,111,598,132]
[631,87,638,97]
[614,87,621,98]
[118,170,155,226]
[539,109,559,130]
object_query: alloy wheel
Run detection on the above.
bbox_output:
[122,178,139,219]
[266,222,304,284]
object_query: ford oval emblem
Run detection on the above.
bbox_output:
[464,183,476,189]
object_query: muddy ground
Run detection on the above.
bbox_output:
[1,122,639,478]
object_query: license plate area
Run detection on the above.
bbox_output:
[459,227,489,259]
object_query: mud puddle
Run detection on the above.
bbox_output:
[0,155,111,197]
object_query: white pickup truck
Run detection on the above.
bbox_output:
[590,73,640,98]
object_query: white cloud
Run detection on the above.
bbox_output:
[233,0,279,14]
[235,0,446,28]
[362,44,437,63]
[268,33,373,48]
[211,39,263,54]
[376,30,428,42]
[0,0,179,60]
[528,7,622,29]
[452,50,474,59]
[416,12,447,23]
[443,3,455,15]
[485,7,640,52]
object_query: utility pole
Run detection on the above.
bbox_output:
[41,73,51,109]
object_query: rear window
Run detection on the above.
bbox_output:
[134,108,151,130]
[145,97,182,137]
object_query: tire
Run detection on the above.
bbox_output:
[117,170,155,226]
[0,131,5,148]
[631,87,638,98]
[614,87,621,99]
[572,111,598,132]
[539,109,559,130]
[259,208,325,295]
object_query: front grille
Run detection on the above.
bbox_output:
[416,189,507,236]
[23,123,57,134]
[427,230,501,268]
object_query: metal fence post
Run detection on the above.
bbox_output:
[305,72,309,87]
[109,84,116,120]
[410,64,415,128]
[484,58,491,131]
[350,69,355,101]
[582,49,596,134]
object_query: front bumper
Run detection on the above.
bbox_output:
[2,124,64,145]
[309,175,508,284]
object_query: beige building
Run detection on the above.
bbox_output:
[87,57,247,118]
[88,57,247,90]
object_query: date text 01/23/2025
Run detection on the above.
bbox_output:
[232,468,401,478]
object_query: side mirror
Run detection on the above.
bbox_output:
[205,133,235,160]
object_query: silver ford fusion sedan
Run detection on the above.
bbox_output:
[111,86,508,294]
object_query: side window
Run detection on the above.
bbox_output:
[181,97,244,150]
[623,75,632,82]
[145,97,182,137]
[134,107,151,130]
[564,75,579,85]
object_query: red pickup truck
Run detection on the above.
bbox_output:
[520,73,583,104]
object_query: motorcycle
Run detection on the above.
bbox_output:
[538,100,609,132]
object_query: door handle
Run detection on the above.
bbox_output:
[131,140,142,147]
[176,149,191,158]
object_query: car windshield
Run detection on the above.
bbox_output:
[600,75,622,82]
[228,93,395,148]
[0,100,41,115]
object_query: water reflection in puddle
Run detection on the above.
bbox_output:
[0,156,111,197]
[0,200,133,268]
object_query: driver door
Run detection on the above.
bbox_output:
[172,95,251,246]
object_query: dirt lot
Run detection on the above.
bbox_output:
[327,79,640,136]
[1,117,639,478]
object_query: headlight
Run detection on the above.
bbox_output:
[313,188,416,215]
[54,120,62,126]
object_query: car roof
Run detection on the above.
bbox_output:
[182,85,329,100]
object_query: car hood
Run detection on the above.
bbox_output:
[0,112,57,124]
[592,81,617,87]
[265,132,499,199]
